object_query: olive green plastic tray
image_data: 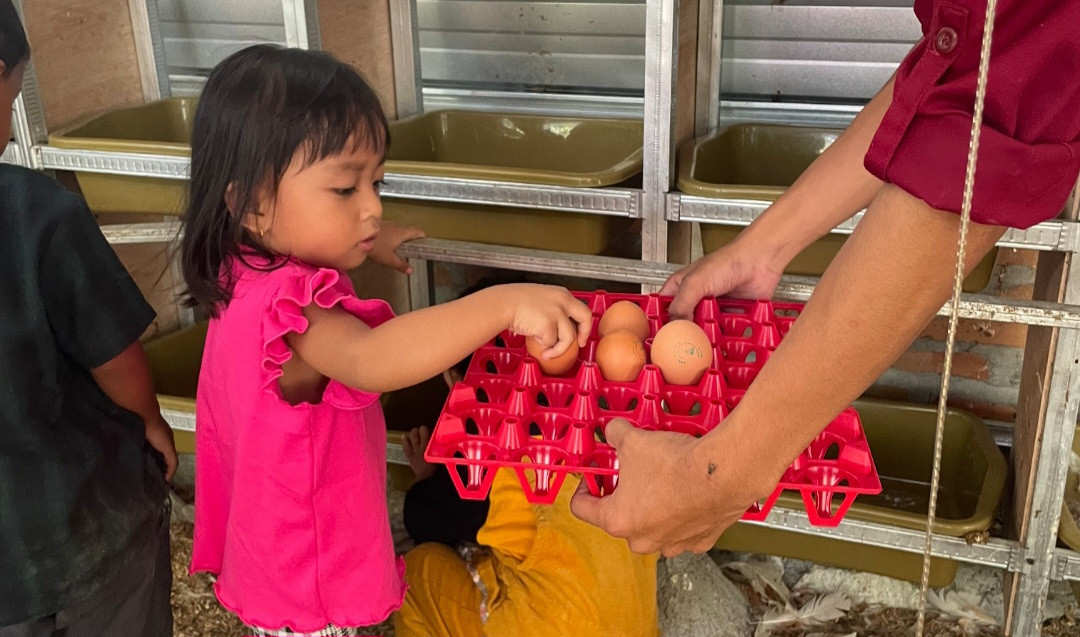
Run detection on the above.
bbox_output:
[386,110,643,186]
[49,97,195,215]
[717,399,1008,587]
[384,110,643,254]
[1058,427,1080,551]
[381,199,634,254]
[1060,427,1080,601]
[143,321,445,488]
[678,124,998,293]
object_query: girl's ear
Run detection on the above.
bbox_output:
[224,182,240,215]
[229,182,270,238]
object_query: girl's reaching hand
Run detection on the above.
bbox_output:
[502,284,593,359]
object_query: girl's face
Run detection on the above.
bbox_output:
[249,139,385,271]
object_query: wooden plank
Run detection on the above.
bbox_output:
[128,0,162,101]
[21,0,145,131]
[317,0,398,119]
[1003,181,1079,626]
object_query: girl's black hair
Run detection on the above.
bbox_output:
[0,0,30,75]
[181,44,389,315]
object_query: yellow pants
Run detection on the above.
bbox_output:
[393,543,483,637]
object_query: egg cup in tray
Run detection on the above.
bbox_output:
[425,291,882,527]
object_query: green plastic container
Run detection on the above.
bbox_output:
[49,97,195,215]
[142,321,447,484]
[678,124,998,293]
[143,319,205,454]
[382,199,633,254]
[383,110,643,254]
[1058,426,1080,601]
[386,110,644,186]
[717,399,1008,587]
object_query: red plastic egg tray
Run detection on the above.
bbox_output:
[424,291,882,527]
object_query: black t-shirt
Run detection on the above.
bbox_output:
[0,165,166,626]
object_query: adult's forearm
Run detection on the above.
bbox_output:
[699,184,1006,489]
[745,77,895,271]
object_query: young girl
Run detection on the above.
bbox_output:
[181,45,592,636]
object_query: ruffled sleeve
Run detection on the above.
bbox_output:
[260,263,394,409]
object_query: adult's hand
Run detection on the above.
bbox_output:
[569,418,782,557]
[659,236,784,320]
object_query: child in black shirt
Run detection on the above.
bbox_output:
[0,3,177,635]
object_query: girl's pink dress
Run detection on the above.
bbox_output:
[190,257,406,632]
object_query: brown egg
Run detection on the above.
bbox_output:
[651,320,713,385]
[598,300,650,341]
[595,330,647,382]
[526,336,580,376]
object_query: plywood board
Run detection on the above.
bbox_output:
[317,0,398,119]
[21,0,145,131]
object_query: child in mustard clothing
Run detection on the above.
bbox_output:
[395,293,659,637]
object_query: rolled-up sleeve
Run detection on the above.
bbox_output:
[865,0,1080,229]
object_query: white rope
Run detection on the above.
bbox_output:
[916,1,1000,634]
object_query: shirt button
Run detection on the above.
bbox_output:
[935,27,958,54]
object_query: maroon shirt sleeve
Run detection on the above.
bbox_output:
[865,0,1080,229]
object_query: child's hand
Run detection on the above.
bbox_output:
[370,221,425,274]
[402,426,436,481]
[145,415,179,481]
[505,284,593,358]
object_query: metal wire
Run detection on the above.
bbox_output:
[916,0,1000,634]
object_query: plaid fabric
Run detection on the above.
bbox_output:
[246,624,359,636]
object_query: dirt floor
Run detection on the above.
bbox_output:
[170,518,1080,637]
[170,522,394,637]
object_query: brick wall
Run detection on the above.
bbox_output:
[866,247,1036,424]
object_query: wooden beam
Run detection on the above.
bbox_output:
[127,0,162,102]
[1003,179,1080,629]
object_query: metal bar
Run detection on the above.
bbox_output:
[695,0,724,136]
[143,0,172,98]
[670,193,1080,252]
[641,0,678,275]
[162,407,195,433]
[383,173,643,217]
[407,258,432,311]
[1055,549,1080,582]
[389,0,423,117]
[397,238,1080,328]
[387,440,408,466]
[11,0,47,154]
[87,230,1080,329]
[399,238,676,286]
[1,141,23,166]
[1005,245,1080,633]
[35,148,643,217]
[281,0,311,49]
[100,221,181,244]
[39,147,189,178]
[303,0,322,49]
[744,508,1021,571]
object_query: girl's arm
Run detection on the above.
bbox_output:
[285,283,592,394]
